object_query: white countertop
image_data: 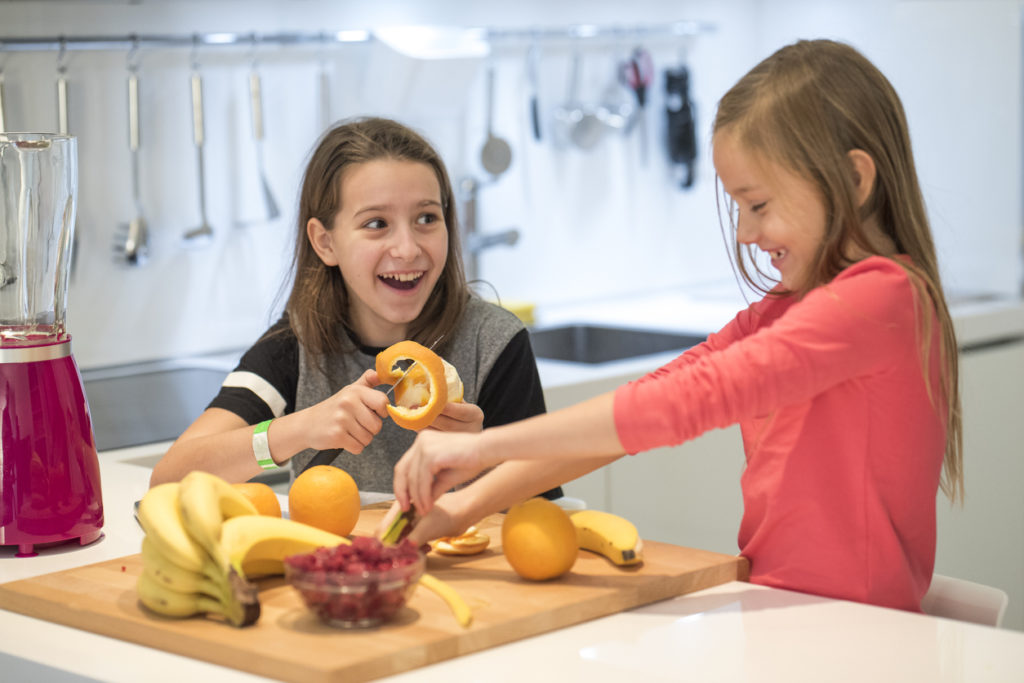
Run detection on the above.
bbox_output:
[533,285,1024,389]
[2,443,1023,682]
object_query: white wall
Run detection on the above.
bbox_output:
[0,0,1019,368]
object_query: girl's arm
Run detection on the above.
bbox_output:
[150,369,390,486]
[393,391,624,514]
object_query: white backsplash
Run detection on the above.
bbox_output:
[0,0,1019,368]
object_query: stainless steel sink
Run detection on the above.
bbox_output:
[83,365,229,452]
[529,324,706,364]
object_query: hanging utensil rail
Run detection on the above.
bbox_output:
[0,20,713,54]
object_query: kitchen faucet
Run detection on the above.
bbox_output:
[458,176,519,281]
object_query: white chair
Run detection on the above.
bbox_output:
[551,495,588,511]
[920,573,1009,627]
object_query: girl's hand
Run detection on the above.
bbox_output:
[427,400,484,433]
[393,430,489,514]
[304,369,390,453]
[375,497,468,546]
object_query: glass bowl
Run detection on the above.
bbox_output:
[284,538,425,628]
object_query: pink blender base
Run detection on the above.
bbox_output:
[0,344,105,558]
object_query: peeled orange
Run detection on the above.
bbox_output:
[288,465,360,537]
[232,482,282,517]
[501,498,578,581]
[376,340,462,430]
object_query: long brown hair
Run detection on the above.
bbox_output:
[713,39,963,503]
[286,117,467,358]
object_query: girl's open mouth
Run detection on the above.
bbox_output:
[379,272,424,291]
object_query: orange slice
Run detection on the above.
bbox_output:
[376,340,449,431]
[431,526,490,556]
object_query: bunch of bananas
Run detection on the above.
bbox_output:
[136,470,348,627]
[137,470,476,628]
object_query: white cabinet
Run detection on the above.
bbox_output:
[934,338,1024,631]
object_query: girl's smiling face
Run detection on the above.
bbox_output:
[308,158,448,346]
[713,130,828,292]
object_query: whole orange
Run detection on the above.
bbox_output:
[232,482,282,517]
[501,497,578,581]
[288,465,360,537]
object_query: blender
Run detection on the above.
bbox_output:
[0,133,103,557]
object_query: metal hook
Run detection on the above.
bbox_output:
[248,32,260,71]
[126,35,141,72]
[56,36,69,74]
[190,33,201,71]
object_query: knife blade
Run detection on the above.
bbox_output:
[380,504,418,545]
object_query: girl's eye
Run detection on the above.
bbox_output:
[416,212,441,226]
[750,201,767,214]
[364,218,387,230]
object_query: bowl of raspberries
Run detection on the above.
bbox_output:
[284,536,425,628]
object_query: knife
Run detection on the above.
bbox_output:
[380,504,418,545]
[300,336,444,474]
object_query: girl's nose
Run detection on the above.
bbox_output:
[735,213,757,245]
[389,224,421,260]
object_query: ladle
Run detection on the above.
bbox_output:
[555,50,604,151]
[236,45,279,227]
[183,62,213,245]
[479,65,512,178]
[117,52,149,265]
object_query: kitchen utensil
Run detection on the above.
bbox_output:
[183,62,213,244]
[318,49,331,131]
[596,52,635,133]
[666,64,698,188]
[525,39,541,141]
[479,65,511,178]
[116,52,149,265]
[235,56,279,226]
[0,133,104,557]
[300,336,444,474]
[0,507,747,680]
[0,66,8,133]
[622,46,653,163]
[554,50,604,151]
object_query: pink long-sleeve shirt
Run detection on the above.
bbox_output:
[614,256,946,611]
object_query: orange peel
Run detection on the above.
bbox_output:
[431,526,490,556]
[376,340,449,431]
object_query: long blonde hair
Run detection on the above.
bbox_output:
[285,117,467,358]
[713,39,963,503]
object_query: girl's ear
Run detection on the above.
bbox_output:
[307,218,339,266]
[848,149,877,209]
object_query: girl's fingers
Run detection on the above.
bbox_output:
[376,501,402,538]
[392,449,412,511]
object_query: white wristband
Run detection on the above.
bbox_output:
[252,419,278,470]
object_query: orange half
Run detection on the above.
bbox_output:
[376,340,448,430]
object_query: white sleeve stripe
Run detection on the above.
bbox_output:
[221,371,288,418]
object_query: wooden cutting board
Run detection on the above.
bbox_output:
[0,508,748,682]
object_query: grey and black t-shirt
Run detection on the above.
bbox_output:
[208,295,562,499]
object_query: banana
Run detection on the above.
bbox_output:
[137,482,208,573]
[570,509,644,566]
[419,574,473,628]
[219,515,349,578]
[136,572,259,626]
[178,470,259,571]
[141,537,226,598]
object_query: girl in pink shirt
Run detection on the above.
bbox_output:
[390,39,963,613]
